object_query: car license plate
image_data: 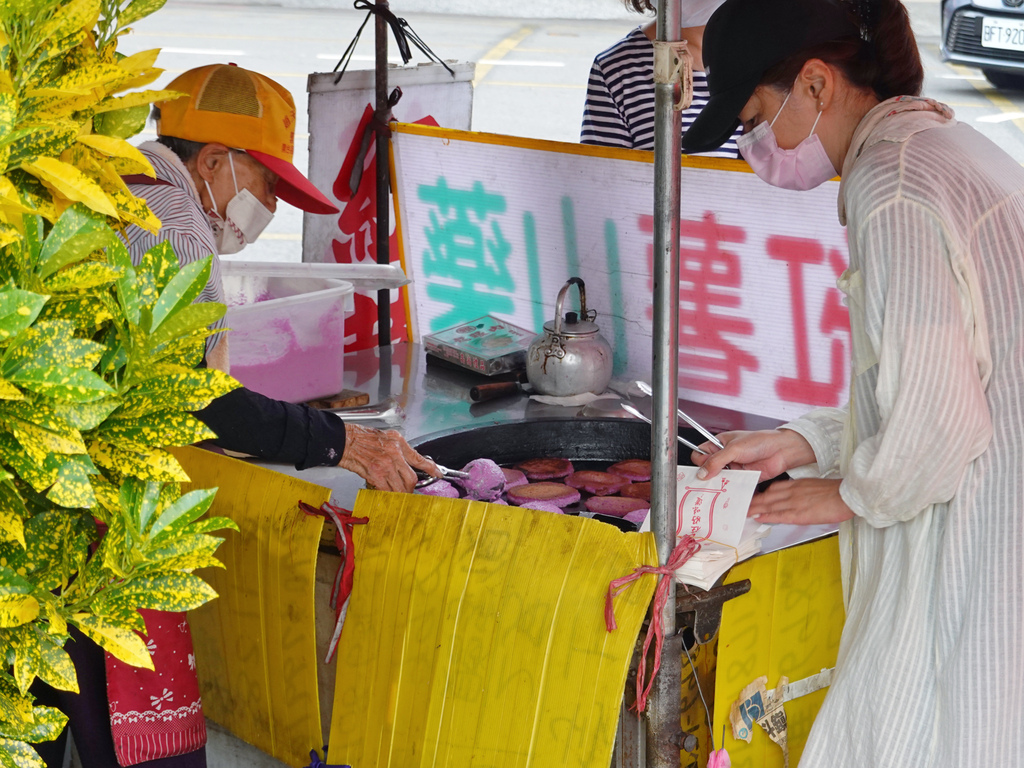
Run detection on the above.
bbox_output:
[982,16,1024,52]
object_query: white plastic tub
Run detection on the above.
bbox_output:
[221,265,354,403]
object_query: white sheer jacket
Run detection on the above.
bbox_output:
[781,98,1024,767]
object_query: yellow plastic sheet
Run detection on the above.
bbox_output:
[329,490,659,768]
[172,447,331,766]
[713,536,844,768]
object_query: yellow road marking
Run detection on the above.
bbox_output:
[948,63,1024,134]
[473,26,535,87]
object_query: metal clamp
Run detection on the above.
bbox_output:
[652,40,693,112]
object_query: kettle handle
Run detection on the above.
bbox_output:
[552,277,590,335]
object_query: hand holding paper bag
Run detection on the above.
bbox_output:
[693,428,816,482]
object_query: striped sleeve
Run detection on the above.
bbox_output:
[581,58,632,147]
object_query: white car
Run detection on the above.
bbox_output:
[942,0,1024,89]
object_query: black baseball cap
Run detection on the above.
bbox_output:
[682,0,862,154]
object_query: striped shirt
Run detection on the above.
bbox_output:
[123,141,226,351]
[580,27,741,157]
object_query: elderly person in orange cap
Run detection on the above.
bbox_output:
[120,63,437,493]
[30,64,437,768]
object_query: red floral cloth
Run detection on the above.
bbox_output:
[104,610,206,766]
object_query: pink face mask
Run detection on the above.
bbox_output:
[736,90,836,191]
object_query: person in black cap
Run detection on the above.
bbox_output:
[690,1,1024,766]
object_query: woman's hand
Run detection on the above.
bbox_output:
[338,423,440,493]
[748,478,855,526]
[692,428,816,482]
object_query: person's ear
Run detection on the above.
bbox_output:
[798,59,834,111]
[195,143,230,183]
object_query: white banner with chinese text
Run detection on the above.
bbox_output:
[391,124,851,422]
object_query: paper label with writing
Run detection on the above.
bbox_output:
[675,467,760,549]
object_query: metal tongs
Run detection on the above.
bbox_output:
[414,457,469,489]
[620,402,708,456]
[634,381,725,450]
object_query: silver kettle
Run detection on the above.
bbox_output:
[526,278,613,397]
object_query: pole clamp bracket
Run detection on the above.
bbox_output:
[653,39,693,111]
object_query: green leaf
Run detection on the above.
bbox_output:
[92,103,149,140]
[36,204,114,280]
[117,368,237,416]
[1,320,104,379]
[0,672,32,727]
[52,397,119,431]
[147,303,224,351]
[136,240,178,309]
[7,121,80,168]
[47,454,98,509]
[12,628,41,694]
[149,257,211,332]
[0,480,27,548]
[0,567,39,628]
[0,508,92,593]
[70,614,152,670]
[138,533,225,573]
[108,573,217,613]
[88,442,189,483]
[147,488,216,540]
[183,515,239,537]
[36,0,100,49]
[118,0,167,26]
[36,295,114,333]
[2,401,85,462]
[7,365,114,403]
[95,410,214,452]
[0,737,46,768]
[0,289,46,344]
[119,479,161,535]
[107,238,141,325]
[33,632,75,693]
[89,593,145,633]
[44,261,122,293]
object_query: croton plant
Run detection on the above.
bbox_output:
[0,0,240,764]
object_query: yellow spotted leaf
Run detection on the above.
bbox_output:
[115,48,160,75]
[88,442,190,483]
[71,613,153,670]
[89,159,159,232]
[21,157,117,218]
[76,134,152,169]
[98,152,153,178]
[38,0,101,45]
[93,88,182,114]
[0,379,24,401]
[0,595,39,628]
[0,481,26,547]
[41,599,68,638]
[105,67,163,95]
[36,630,76,691]
[48,62,124,96]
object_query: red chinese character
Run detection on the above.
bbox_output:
[329,104,421,352]
[641,212,758,396]
[767,235,850,407]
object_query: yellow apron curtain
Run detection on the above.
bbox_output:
[329,490,660,768]
[173,446,330,766]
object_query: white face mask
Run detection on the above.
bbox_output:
[736,89,837,192]
[680,0,725,27]
[205,152,274,255]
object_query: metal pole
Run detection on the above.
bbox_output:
[647,0,683,763]
[374,0,392,347]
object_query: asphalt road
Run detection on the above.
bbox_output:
[118,0,1024,261]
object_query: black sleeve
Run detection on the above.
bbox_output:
[194,386,348,470]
